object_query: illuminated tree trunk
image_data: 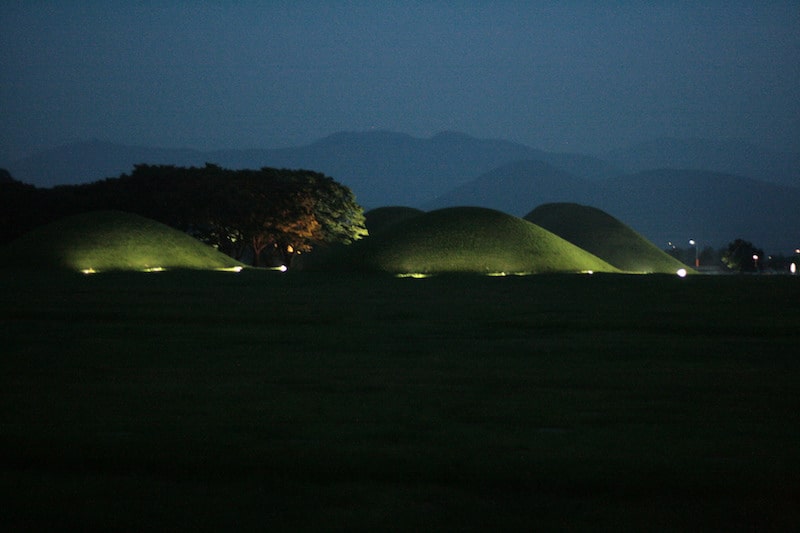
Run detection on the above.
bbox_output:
[251,234,269,267]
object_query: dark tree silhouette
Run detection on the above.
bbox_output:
[721,239,764,272]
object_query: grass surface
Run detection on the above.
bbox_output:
[0,210,244,272]
[315,207,619,274]
[1,270,799,531]
[526,203,690,274]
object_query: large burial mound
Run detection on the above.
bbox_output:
[525,203,691,274]
[314,206,618,275]
[0,210,245,272]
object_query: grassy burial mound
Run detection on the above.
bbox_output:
[315,206,619,275]
[525,202,691,274]
[364,206,425,235]
[0,210,245,273]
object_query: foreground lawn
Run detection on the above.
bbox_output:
[1,270,798,531]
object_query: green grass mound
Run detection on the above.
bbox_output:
[525,203,691,274]
[314,206,619,274]
[364,206,425,236]
[0,210,245,272]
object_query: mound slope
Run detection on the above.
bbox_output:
[525,203,690,274]
[312,206,618,274]
[364,206,425,235]
[0,210,245,272]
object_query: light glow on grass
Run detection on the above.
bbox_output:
[677,268,687,278]
[81,268,98,275]
[142,266,166,273]
[582,270,594,275]
[215,265,244,273]
[395,272,430,279]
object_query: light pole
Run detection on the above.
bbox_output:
[689,239,699,267]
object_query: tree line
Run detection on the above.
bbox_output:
[0,164,368,267]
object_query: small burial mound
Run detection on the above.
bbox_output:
[0,210,245,272]
[524,203,691,274]
[309,206,618,275]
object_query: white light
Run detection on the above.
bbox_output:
[688,239,695,246]
[81,268,97,275]
[676,268,687,278]
[278,265,287,272]
[791,263,797,274]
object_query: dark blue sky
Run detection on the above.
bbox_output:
[2,1,798,162]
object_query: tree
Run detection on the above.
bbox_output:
[721,239,764,272]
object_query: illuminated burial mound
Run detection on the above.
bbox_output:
[320,206,619,274]
[0,210,245,272]
[525,203,690,274]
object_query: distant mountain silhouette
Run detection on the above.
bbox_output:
[6,140,209,189]
[7,131,799,253]
[607,137,800,188]
[588,169,800,254]
[428,164,799,252]
[423,160,594,215]
[6,131,620,207]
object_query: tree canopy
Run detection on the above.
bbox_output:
[721,238,764,273]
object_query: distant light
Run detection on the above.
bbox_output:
[396,272,429,279]
[676,268,687,278]
[278,265,287,272]
[486,271,508,277]
[752,254,759,261]
[688,239,695,246]
[791,263,797,274]
[81,268,97,275]
[582,270,594,275]
[143,266,165,272]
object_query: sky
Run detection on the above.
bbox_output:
[2,1,799,163]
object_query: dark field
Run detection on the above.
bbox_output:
[1,270,799,531]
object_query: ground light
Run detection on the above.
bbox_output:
[215,266,244,273]
[395,273,430,279]
[677,268,687,278]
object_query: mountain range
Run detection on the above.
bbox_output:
[4,131,799,253]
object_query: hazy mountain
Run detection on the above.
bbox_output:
[6,131,620,207]
[607,138,800,188]
[5,140,209,189]
[588,169,800,254]
[429,164,799,253]
[423,160,594,215]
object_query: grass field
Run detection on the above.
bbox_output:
[1,270,799,531]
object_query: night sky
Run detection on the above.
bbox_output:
[2,2,799,163]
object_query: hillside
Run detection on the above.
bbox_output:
[6,131,620,207]
[0,210,245,272]
[429,166,800,253]
[588,170,800,253]
[307,206,619,275]
[364,206,426,236]
[607,138,800,188]
[424,160,593,216]
[525,203,691,274]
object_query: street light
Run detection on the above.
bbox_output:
[752,254,759,272]
[689,239,699,267]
